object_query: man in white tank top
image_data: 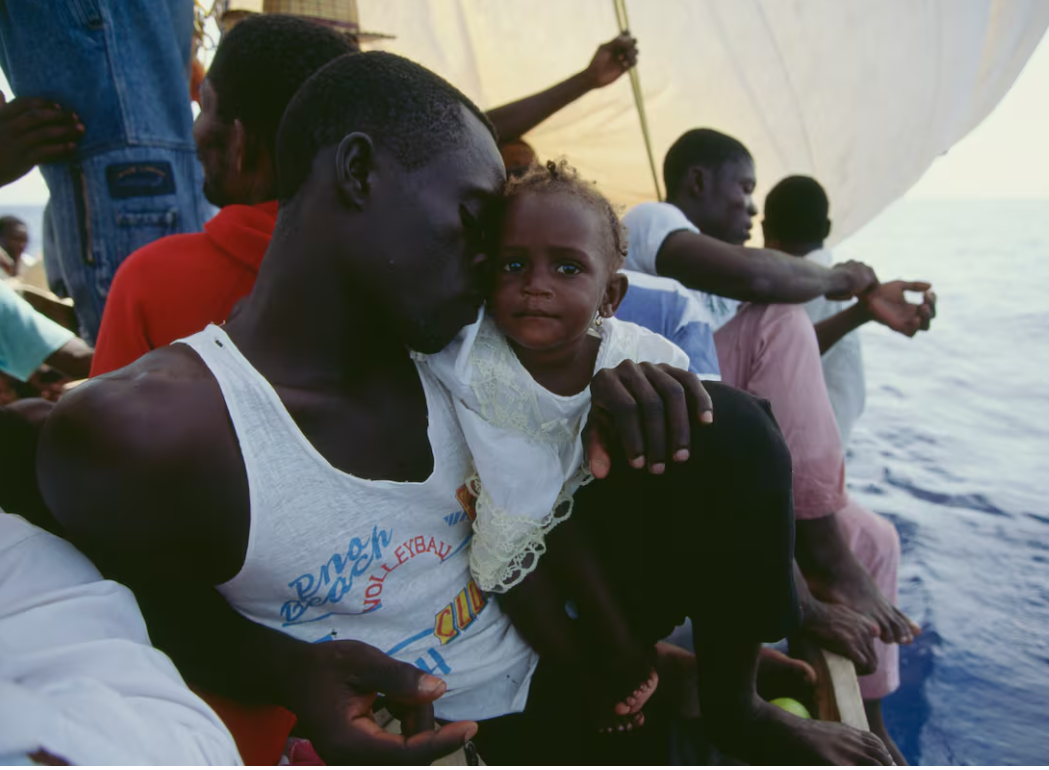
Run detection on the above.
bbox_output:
[37,54,894,766]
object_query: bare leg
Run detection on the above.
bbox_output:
[697,635,894,766]
[865,699,907,766]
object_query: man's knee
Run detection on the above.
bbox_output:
[702,381,792,479]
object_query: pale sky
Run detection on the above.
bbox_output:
[906,31,1049,199]
[0,28,1046,205]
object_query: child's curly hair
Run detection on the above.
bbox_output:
[504,158,627,270]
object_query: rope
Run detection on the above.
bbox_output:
[613,0,662,201]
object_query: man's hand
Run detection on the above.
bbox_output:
[0,94,84,187]
[801,597,881,675]
[584,361,712,479]
[583,33,639,90]
[862,280,935,337]
[291,640,477,765]
[825,260,878,300]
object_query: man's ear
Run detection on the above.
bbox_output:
[335,132,377,210]
[686,166,705,199]
[230,119,248,176]
[601,272,630,317]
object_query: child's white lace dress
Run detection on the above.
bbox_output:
[418,310,689,593]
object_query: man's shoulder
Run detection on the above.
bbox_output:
[47,345,225,470]
[623,200,696,230]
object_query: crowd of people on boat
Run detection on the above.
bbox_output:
[0,1,938,765]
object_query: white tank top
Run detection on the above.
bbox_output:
[178,325,538,721]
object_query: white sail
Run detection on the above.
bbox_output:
[223,0,1049,244]
[354,0,1048,244]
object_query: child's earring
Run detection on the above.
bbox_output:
[587,311,603,338]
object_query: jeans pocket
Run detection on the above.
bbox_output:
[95,208,180,301]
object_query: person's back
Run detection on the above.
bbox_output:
[761,175,870,445]
[90,15,358,376]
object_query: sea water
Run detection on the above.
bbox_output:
[836,199,1049,765]
[2,199,1047,764]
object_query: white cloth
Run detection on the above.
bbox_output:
[179,325,538,722]
[615,269,722,380]
[623,201,741,331]
[801,248,866,446]
[421,312,688,594]
[334,0,1048,244]
[0,512,241,766]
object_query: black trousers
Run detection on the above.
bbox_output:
[471,382,800,765]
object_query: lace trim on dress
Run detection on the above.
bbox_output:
[468,466,595,593]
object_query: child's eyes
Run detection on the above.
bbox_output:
[556,263,583,276]
[501,259,525,272]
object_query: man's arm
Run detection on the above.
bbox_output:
[486,34,637,143]
[814,280,935,354]
[656,230,877,305]
[37,364,476,764]
[44,336,92,379]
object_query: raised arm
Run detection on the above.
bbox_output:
[656,229,878,305]
[486,34,637,143]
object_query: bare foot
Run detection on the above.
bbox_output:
[708,700,894,765]
[613,668,659,716]
[808,567,921,647]
[598,711,645,734]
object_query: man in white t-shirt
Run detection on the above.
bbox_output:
[38,57,895,766]
[762,175,936,446]
[621,128,935,764]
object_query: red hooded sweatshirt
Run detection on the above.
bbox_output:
[91,201,278,377]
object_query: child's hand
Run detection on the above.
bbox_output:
[585,361,713,478]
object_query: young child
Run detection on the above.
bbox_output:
[421,160,688,730]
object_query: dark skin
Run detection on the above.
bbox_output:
[193,79,278,208]
[658,156,879,303]
[764,217,933,767]
[0,221,28,274]
[36,108,726,764]
[192,34,636,210]
[487,34,638,144]
[0,92,84,188]
[664,155,919,763]
[488,193,891,763]
[763,228,937,354]
[489,191,660,730]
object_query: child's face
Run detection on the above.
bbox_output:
[490,192,614,352]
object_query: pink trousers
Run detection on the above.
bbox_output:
[714,303,900,700]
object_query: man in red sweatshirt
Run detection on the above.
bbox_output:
[90,15,359,376]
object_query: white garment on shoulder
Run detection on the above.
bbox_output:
[622,201,741,332]
[0,512,241,766]
[421,311,688,593]
[801,248,866,446]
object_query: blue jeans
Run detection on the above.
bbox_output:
[0,0,210,343]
